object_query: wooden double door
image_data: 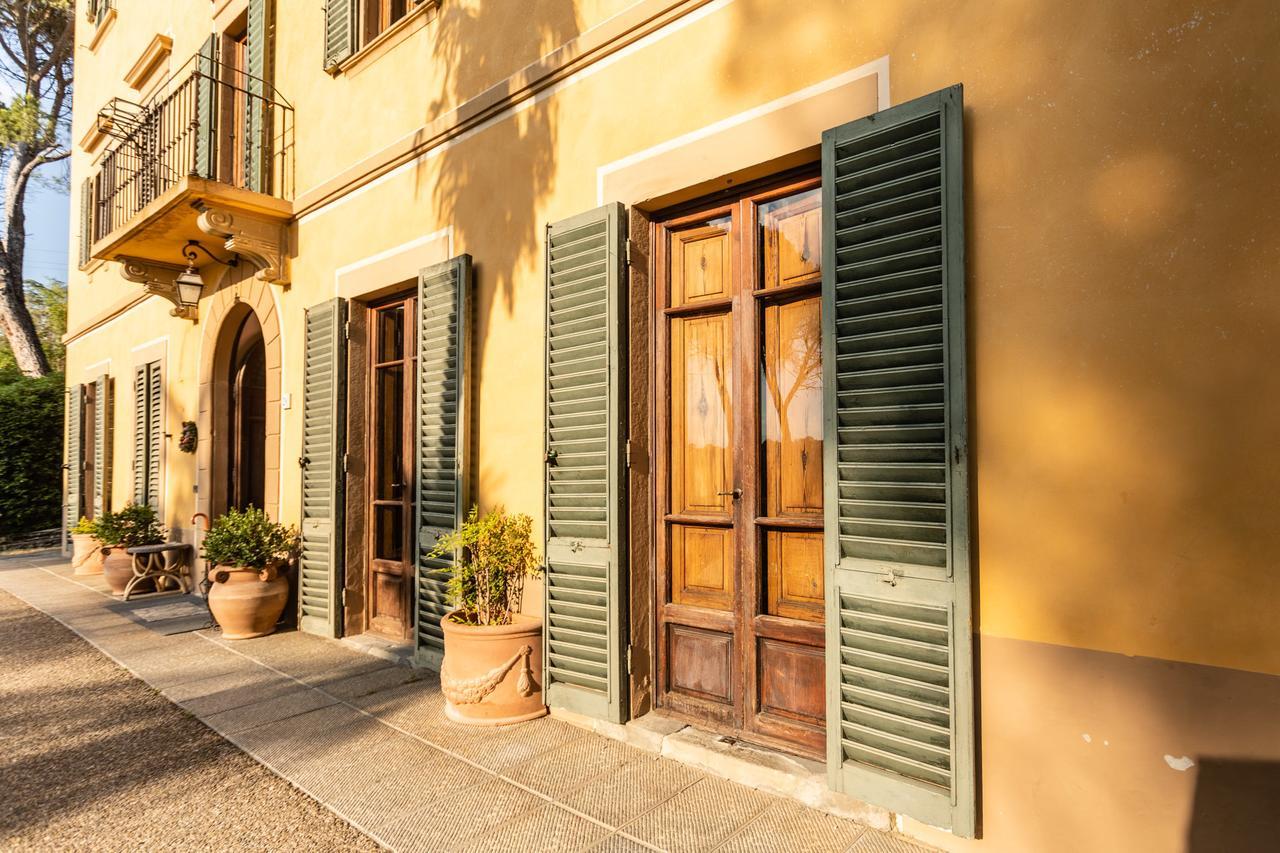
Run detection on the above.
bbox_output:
[655,173,827,757]
[366,292,417,640]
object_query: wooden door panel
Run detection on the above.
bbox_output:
[758,638,825,724]
[765,529,823,622]
[671,221,732,306]
[668,623,734,705]
[762,297,823,518]
[670,313,733,516]
[671,524,734,611]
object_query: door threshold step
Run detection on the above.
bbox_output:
[340,633,413,666]
[551,707,892,830]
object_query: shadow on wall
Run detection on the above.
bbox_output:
[413,1,581,511]
[415,0,580,313]
[1187,759,1280,851]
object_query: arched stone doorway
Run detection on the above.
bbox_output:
[197,272,282,526]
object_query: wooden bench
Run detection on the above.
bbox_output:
[122,543,192,601]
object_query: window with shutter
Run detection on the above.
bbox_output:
[821,85,974,836]
[94,374,113,518]
[79,178,93,267]
[65,385,85,552]
[245,0,273,193]
[543,203,628,723]
[194,35,219,181]
[132,365,147,505]
[413,255,470,666]
[146,362,162,508]
[324,0,357,70]
[299,298,348,637]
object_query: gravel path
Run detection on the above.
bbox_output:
[0,588,380,852]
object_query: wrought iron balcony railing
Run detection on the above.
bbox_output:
[90,52,294,247]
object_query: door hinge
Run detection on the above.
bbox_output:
[343,320,351,340]
[624,438,632,469]
[624,237,633,267]
[340,588,347,609]
[342,452,349,474]
[625,643,632,674]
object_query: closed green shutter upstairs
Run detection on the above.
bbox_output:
[324,0,357,70]
[413,256,470,666]
[543,203,627,723]
[79,178,92,267]
[132,365,147,504]
[821,85,974,837]
[146,362,162,508]
[65,385,84,551]
[93,374,112,517]
[194,34,219,181]
[299,298,347,637]
[245,0,272,193]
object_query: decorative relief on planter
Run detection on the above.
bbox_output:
[441,644,535,705]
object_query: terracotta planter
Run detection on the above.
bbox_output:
[71,534,104,576]
[101,548,135,594]
[207,564,289,640]
[440,612,547,726]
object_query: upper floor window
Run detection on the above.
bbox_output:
[362,0,412,46]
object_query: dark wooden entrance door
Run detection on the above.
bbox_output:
[367,294,416,640]
[228,311,266,511]
[655,173,827,758]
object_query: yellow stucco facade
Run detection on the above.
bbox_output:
[64,1,1280,849]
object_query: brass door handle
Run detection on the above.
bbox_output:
[717,488,743,500]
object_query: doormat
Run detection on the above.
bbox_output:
[106,595,213,636]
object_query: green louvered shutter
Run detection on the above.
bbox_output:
[821,85,974,836]
[299,298,347,637]
[65,385,84,552]
[194,34,219,180]
[78,178,92,266]
[543,203,628,723]
[245,0,272,193]
[146,362,162,508]
[132,365,147,504]
[324,0,357,71]
[413,256,471,667]
[93,374,112,517]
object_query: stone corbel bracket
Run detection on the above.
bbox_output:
[196,204,289,285]
[119,257,198,321]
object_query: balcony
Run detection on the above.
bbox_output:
[87,53,294,309]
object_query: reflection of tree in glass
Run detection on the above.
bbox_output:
[763,302,822,509]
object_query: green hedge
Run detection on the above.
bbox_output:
[0,374,64,537]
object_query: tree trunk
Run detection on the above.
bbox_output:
[0,145,51,377]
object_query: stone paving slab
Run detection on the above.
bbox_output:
[0,551,938,853]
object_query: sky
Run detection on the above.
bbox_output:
[23,180,70,283]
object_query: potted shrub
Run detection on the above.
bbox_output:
[95,504,165,594]
[431,505,547,726]
[70,516,104,576]
[201,506,298,640]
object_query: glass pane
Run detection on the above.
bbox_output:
[761,296,823,518]
[759,188,821,290]
[374,504,404,562]
[375,364,404,500]
[670,312,733,516]
[376,304,405,363]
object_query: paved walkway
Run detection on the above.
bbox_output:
[0,550,933,853]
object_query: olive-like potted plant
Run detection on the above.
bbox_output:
[95,503,165,594]
[70,516,104,576]
[201,506,298,640]
[431,505,546,726]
